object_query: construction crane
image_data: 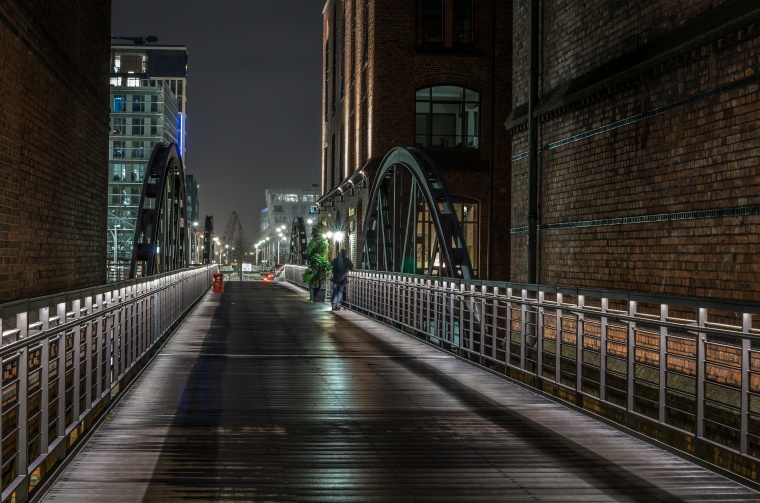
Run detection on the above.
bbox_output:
[221,211,243,248]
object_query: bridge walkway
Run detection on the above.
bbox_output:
[40,281,760,502]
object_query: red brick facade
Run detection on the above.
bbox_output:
[509,0,760,302]
[321,0,513,280]
[0,1,111,301]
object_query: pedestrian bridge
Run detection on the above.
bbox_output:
[2,268,760,502]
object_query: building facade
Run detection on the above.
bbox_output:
[319,0,513,280]
[185,174,202,263]
[110,45,189,156]
[259,188,320,266]
[107,45,189,281]
[508,0,760,302]
[0,1,111,301]
[108,79,180,281]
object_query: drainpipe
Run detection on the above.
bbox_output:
[527,0,540,285]
[487,0,496,279]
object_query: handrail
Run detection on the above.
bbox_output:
[281,265,760,484]
[0,266,216,502]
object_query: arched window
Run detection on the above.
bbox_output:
[415,86,479,148]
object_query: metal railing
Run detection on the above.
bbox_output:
[283,265,760,481]
[0,266,216,503]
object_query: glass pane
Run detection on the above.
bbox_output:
[465,89,479,102]
[416,88,431,100]
[431,86,463,102]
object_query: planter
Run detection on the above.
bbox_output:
[311,287,326,303]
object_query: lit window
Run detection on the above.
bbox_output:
[284,194,299,202]
[113,95,126,113]
[127,78,141,87]
[415,86,479,148]
[112,118,125,135]
[112,141,125,159]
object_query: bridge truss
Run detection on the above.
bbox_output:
[289,217,308,265]
[129,142,188,278]
[360,147,475,279]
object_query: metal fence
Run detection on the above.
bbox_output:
[282,265,760,481]
[0,266,216,503]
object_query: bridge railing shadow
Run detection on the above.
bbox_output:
[0,265,217,503]
[282,264,760,486]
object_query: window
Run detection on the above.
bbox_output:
[453,0,473,44]
[415,86,479,148]
[416,198,479,276]
[112,141,125,159]
[302,195,315,202]
[423,0,443,44]
[131,141,144,159]
[132,95,145,113]
[150,96,159,113]
[150,119,158,136]
[284,194,298,202]
[112,117,125,135]
[273,205,284,212]
[421,0,473,47]
[113,95,126,112]
[131,118,144,136]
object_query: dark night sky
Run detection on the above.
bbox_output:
[111,1,323,241]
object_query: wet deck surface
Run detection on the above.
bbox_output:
[42,281,760,502]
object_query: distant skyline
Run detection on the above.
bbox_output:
[111,1,323,240]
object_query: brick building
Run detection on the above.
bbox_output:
[508,0,760,301]
[0,1,111,301]
[319,0,513,280]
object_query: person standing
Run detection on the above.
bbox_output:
[330,249,353,311]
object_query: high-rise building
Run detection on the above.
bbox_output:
[110,45,189,156]
[319,0,513,280]
[107,45,189,281]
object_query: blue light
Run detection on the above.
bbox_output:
[178,113,185,154]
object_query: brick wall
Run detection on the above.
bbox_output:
[322,0,513,280]
[0,1,111,301]
[510,0,760,301]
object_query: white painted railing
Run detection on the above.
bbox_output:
[0,266,216,503]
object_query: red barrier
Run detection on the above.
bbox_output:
[212,273,225,293]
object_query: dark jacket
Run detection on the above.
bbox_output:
[331,254,354,284]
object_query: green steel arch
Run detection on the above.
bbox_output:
[360,147,475,279]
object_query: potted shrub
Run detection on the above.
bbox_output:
[302,223,331,302]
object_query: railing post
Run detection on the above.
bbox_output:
[741,312,750,455]
[627,300,637,414]
[659,303,668,424]
[556,292,562,385]
[600,297,608,402]
[696,307,707,440]
[576,295,584,398]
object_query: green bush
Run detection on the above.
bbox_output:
[303,223,331,288]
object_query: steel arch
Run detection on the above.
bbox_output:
[129,142,188,278]
[289,217,308,265]
[360,147,475,279]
